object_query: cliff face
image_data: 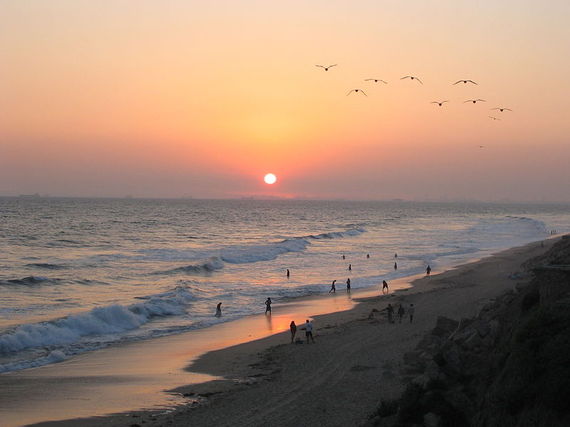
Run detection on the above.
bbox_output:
[371,236,570,427]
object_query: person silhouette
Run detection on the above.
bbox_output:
[286,269,290,278]
[346,278,351,293]
[382,280,389,294]
[265,297,272,314]
[394,262,398,270]
[290,321,297,343]
[215,302,222,317]
[329,280,336,293]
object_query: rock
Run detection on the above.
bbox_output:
[423,411,442,427]
[431,317,459,338]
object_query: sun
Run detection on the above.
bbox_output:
[264,173,277,185]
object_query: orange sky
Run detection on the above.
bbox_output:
[1,1,569,201]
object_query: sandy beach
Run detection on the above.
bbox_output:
[22,236,560,427]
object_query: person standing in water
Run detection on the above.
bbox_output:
[342,254,345,260]
[346,278,351,293]
[215,302,222,317]
[348,264,352,271]
[329,280,336,293]
[382,280,389,294]
[290,321,297,343]
[367,253,370,259]
[426,265,431,276]
[286,269,290,278]
[394,262,398,270]
[265,297,272,314]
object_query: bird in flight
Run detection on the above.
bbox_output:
[316,64,337,71]
[347,89,367,96]
[365,78,387,84]
[431,100,449,107]
[488,116,501,121]
[453,79,478,85]
[401,75,423,84]
[491,107,512,112]
[464,99,486,104]
[479,145,485,149]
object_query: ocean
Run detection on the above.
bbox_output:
[1,198,569,374]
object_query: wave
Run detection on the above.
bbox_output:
[0,286,195,356]
[25,263,68,270]
[148,227,367,268]
[0,276,60,286]
[158,257,224,275]
[467,216,548,239]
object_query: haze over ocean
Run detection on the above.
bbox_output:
[1,198,568,373]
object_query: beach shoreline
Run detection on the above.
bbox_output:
[20,236,562,427]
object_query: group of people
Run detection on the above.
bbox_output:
[386,303,415,324]
[289,319,315,344]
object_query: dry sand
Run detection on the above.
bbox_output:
[31,237,560,427]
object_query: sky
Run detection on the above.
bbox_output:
[1,0,569,201]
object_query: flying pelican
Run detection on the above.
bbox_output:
[431,100,449,106]
[453,79,478,85]
[347,89,367,96]
[488,116,501,121]
[365,78,387,84]
[491,107,512,112]
[401,75,423,84]
[315,64,337,71]
[464,99,486,104]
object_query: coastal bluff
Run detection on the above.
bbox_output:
[370,236,570,427]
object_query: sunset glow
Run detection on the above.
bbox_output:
[1,1,569,201]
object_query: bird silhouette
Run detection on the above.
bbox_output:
[347,89,367,96]
[491,107,512,112]
[479,145,485,148]
[316,64,337,71]
[431,100,449,106]
[401,75,423,84]
[488,116,501,121]
[365,78,388,84]
[453,79,478,85]
[464,99,486,104]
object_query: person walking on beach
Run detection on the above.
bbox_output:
[386,303,395,323]
[265,297,272,314]
[215,302,222,317]
[346,278,351,293]
[304,319,315,343]
[397,304,405,323]
[382,280,389,294]
[329,280,336,293]
[426,265,431,276]
[286,269,290,278]
[409,303,415,323]
[386,304,394,323]
[290,321,297,343]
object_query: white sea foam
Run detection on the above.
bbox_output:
[0,286,195,355]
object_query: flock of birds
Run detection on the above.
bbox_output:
[315,64,513,123]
